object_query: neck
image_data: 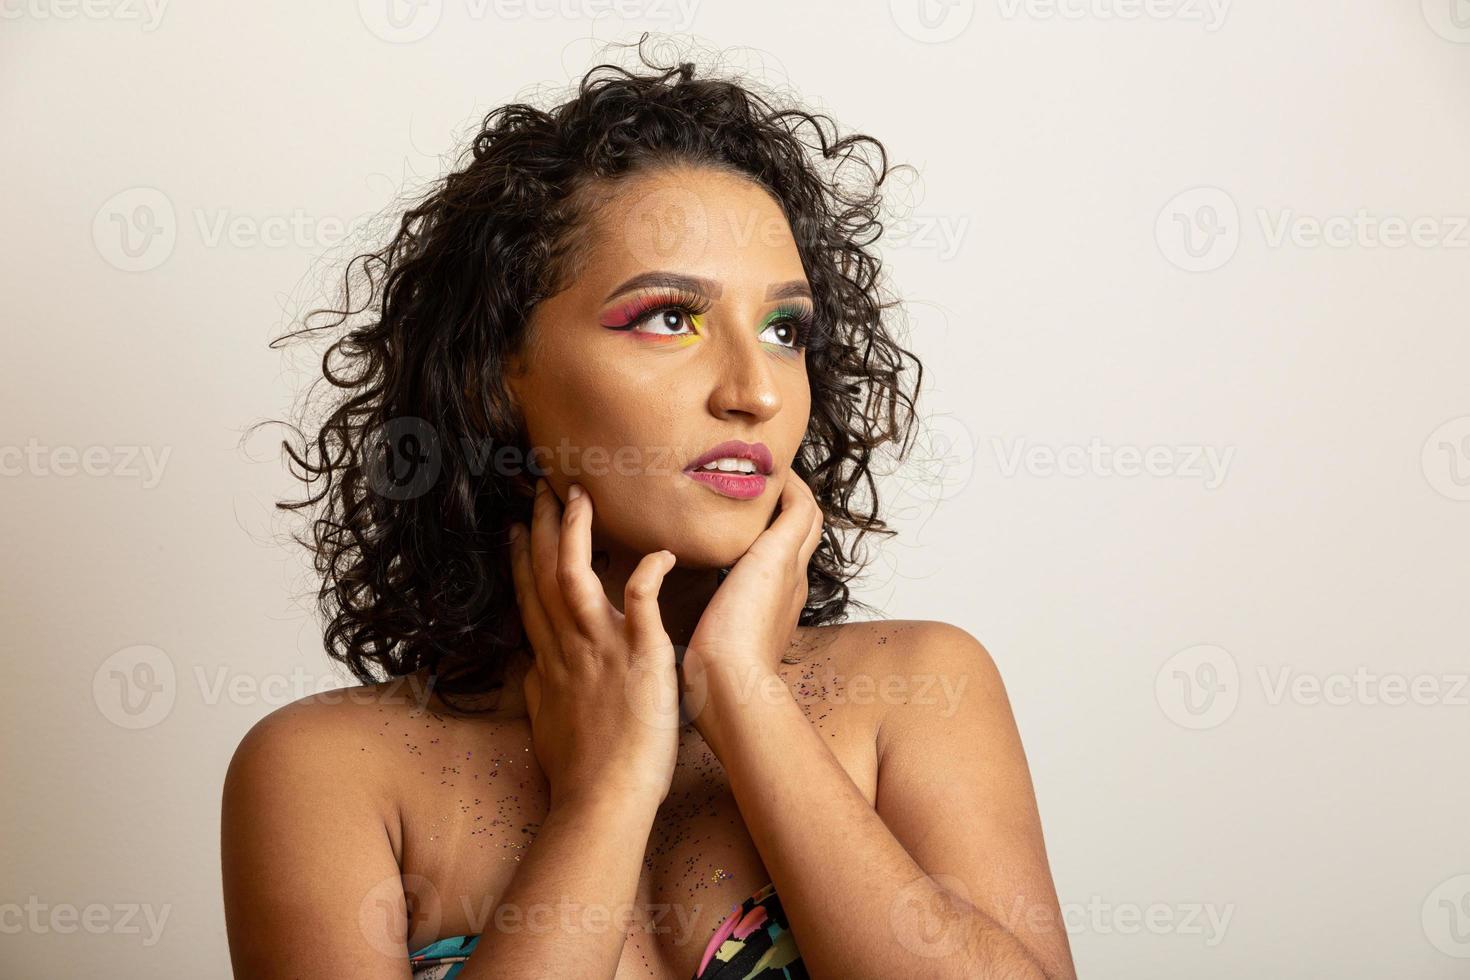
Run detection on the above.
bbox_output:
[591,547,722,651]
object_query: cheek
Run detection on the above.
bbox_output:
[518,359,686,483]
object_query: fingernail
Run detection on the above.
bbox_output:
[567,483,583,501]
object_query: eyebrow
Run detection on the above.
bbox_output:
[602,272,812,303]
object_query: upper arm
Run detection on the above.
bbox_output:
[221,700,411,979]
[872,621,1075,979]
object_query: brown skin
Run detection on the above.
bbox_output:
[504,164,813,647]
[221,165,1075,980]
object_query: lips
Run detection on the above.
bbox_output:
[683,439,773,500]
[685,440,774,474]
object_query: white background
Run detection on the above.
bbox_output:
[2,2,1468,977]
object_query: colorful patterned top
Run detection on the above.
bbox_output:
[408,880,807,979]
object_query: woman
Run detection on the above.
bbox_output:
[222,42,1074,980]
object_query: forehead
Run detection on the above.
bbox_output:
[575,166,806,295]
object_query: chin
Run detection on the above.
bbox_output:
[598,505,769,570]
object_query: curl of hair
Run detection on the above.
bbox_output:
[261,36,922,712]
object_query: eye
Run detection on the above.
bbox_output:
[600,287,711,340]
[634,306,699,337]
[758,306,815,350]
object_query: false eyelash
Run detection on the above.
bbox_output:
[603,287,713,332]
[765,303,817,350]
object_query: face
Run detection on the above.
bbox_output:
[505,165,814,569]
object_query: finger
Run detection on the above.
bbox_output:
[508,522,556,664]
[623,549,677,657]
[557,484,613,635]
[797,492,824,570]
[751,469,822,561]
[528,477,572,625]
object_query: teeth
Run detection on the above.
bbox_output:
[699,457,758,474]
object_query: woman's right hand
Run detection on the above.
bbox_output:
[509,477,682,811]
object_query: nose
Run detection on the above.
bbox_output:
[707,333,782,423]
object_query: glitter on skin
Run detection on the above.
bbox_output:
[371,624,893,965]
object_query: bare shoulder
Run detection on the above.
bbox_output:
[799,619,1011,752]
[825,623,1073,978]
[796,619,1002,693]
[223,675,434,802]
[785,619,1004,744]
[220,677,435,978]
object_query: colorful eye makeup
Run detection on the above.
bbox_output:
[757,304,816,356]
[598,287,709,347]
[599,286,815,353]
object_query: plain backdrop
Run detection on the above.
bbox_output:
[3,3,1468,977]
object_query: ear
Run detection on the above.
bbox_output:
[502,357,524,412]
[464,353,526,431]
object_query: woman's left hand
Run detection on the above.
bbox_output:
[683,468,825,714]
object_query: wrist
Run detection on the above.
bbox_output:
[689,660,790,752]
[550,784,663,822]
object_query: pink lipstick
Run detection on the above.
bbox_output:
[683,440,773,500]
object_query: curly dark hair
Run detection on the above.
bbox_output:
[261,36,922,712]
